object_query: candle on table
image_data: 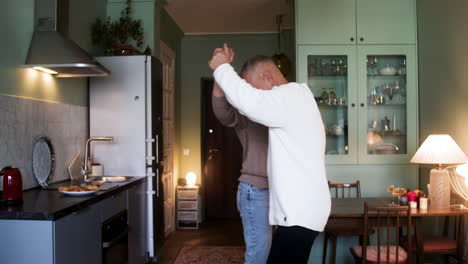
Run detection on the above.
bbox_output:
[419,197,428,209]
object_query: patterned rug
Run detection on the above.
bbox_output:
[173,246,245,264]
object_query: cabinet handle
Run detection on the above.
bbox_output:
[359,37,364,42]
[351,103,356,107]
[350,37,354,42]
[360,103,365,107]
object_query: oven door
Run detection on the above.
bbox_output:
[102,210,128,264]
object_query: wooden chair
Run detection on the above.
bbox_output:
[406,215,462,264]
[323,181,362,264]
[350,203,412,264]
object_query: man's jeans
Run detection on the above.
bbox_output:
[237,182,272,264]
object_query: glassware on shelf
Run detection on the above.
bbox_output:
[321,88,329,104]
[321,60,329,75]
[367,56,379,75]
[330,59,337,75]
[398,58,407,75]
[308,58,319,76]
[369,86,385,105]
[328,88,336,104]
[383,83,398,102]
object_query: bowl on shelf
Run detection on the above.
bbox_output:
[379,66,397,76]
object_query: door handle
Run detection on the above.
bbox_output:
[209,148,220,154]
[155,134,159,163]
[156,169,160,197]
[208,148,220,160]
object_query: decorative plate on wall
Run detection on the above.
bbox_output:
[32,137,55,188]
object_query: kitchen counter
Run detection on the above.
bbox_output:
[0,177,145,221]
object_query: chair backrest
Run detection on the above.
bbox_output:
[362,202,412,264]
[328,180,361,198]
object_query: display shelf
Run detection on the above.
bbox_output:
[318,104,348,108]
[368,104,406,107]
[367,75,406,78]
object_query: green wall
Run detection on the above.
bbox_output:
[417,2,468,257]
[0,0,105,106]
[179,32,295,183]
[417,0,468,187]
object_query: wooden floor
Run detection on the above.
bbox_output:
[156,220,245,264]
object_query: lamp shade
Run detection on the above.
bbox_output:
[410,134,468,165]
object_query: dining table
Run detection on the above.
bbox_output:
[328,197,468,264]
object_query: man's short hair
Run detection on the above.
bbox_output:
[240,55,273,77]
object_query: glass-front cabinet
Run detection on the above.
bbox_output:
[299,46,358,164]
[298,45,417,164]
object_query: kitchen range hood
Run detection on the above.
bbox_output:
[24,0,110,77]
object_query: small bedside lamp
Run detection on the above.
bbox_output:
[410,135,468,208]
[186,172,197,187]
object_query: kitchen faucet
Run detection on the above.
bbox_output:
[81,137,113,182]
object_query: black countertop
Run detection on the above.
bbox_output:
[0,177,145,221]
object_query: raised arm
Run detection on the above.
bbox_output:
[212,81,245,128]
[213,64,287,128]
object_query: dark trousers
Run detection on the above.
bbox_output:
[266,225,319,264]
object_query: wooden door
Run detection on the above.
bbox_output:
[297,0,356,45]
[160,42,176,237]
[201,79,242,220]
[356,0,416,44]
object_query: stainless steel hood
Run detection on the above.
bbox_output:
[24,0,110,77]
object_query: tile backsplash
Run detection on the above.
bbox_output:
[0,95,88,190]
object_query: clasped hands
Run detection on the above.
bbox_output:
[208,43,235,70]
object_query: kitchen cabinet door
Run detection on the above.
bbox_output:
[54,204,101,264]
[296,0,356,45]
[297,45,358,164]
[356,45,418,164]
[356,0,416,44]
[128,182,147,264]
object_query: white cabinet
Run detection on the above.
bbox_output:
[176,186,199,229]
[296,0,417,45]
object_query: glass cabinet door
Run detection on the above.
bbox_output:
[298,46,358,164]
[357,45,417,164]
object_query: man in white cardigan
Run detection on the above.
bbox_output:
[208,44,331,263]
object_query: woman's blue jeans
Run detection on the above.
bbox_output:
[237,182,272,264]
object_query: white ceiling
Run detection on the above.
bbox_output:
[163,0,294,34]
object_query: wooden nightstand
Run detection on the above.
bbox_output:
[176,186,199,229]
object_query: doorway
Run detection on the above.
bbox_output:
[201,78,243,220]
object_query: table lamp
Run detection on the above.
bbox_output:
[185,171,197,187]
[410,134,468,208]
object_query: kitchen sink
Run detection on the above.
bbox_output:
[87,176,134,184]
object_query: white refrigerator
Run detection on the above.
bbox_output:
[89,55,165,262]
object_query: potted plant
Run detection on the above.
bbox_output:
[91,0,144,55]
